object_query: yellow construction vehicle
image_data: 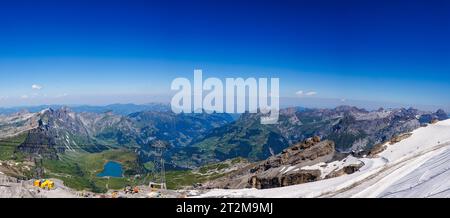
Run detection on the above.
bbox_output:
[33,179,55,190]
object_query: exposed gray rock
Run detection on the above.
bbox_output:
[250,169,321,189]
[205,138,335,189]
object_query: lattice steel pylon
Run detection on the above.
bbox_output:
[149,140,167,190]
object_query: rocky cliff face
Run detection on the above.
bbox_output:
[15,108,93,159]
[250,136,334,173]
[17,123,61,159]
[248,137,335,189]
[204,137,336,189]
[250,169,321,189]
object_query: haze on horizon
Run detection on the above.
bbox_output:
[0,0,449,111]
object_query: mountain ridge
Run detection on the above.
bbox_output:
[176,106,448,166]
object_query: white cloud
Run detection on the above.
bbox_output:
[305,91,317,96]
[296,90,317,97]
[21,95,29,99]
[32,84,43,90]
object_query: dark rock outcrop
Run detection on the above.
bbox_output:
[246,139,334,189]
[17,124,62,159]
[250,169,321,189]
[205,138,335,189]
[324,163,364,179]
[367,143,387,157]
[250,138,335,174]
[419,109,449,124]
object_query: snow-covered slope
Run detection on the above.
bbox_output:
[196,120,450,198]
[378,148,450,198]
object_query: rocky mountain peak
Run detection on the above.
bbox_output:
[335,105,368,114]
[39,108,54,114]
[435,109,448,120]
[15,109,30,116]
[58,106,72,113]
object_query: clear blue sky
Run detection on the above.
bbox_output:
[0,0,449,110]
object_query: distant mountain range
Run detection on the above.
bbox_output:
[0,106,233,163]
[0,104,448,168]
[0,103,448,192]
[0,103,171,116]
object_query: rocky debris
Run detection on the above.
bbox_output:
[367,143,388,158]
[389,133,413,145]
[324,163,364,179]
[105,186,183,198]
[0,160,34,179]
[365,133,413,158]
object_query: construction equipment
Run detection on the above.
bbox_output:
[33,179,55,190]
